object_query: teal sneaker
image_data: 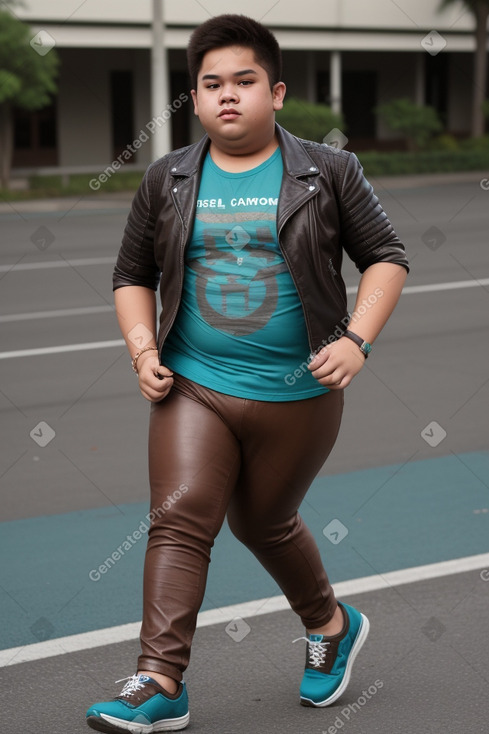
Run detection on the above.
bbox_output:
[86,674,189,732]
[295,601,369,707]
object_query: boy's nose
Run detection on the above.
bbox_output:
[219,87,239,104]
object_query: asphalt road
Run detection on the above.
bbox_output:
[1,172,488,733]
[2,570,489,734]
[1,174,488,520]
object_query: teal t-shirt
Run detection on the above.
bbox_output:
[161,148,328,401]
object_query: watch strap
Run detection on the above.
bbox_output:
[343,330,372,358]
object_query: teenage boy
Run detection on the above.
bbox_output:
[86,13,408,733]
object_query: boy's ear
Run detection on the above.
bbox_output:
[272,82,286,112]
[191,89,199,116]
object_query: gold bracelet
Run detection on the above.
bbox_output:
[131,346,158,374]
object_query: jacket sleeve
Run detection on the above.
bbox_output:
[337,152,409,274]
[112,164,161,291]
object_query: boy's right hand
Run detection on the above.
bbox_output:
[136,351,174,402]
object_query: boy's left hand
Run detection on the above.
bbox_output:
[307,337,367,389]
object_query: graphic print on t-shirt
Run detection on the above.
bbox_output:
[189,210,288,335]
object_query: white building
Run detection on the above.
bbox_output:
[12,0,482,171]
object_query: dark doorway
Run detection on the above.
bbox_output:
[110,70,134,160]
[425,52,449,127]
[170,70,191,150]
[12,103,58,167]
[342,70,377,139]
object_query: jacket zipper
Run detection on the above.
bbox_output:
[277,185,319,352]
[159,186,188,351]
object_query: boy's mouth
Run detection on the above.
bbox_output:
[218,108,241,120]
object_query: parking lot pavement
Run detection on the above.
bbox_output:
[1,174,489,734]
[2,567,489,734]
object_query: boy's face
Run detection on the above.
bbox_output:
[191,46,286,154]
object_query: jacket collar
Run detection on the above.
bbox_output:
[169,123,320,180]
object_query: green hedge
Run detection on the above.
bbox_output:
[276,97,343,143]
[3,141,489,201]
[356,148,489,177]
[0,170,146,201]
[29,170,145,193]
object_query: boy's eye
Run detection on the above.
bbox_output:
[204,80,254,90]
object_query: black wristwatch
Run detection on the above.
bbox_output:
[343,330,372,358]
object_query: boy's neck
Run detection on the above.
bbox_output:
[209,135,279,173]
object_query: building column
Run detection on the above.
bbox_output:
[330,50,342,114]
[151,0,171,159]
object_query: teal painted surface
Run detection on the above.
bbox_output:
[1,452,488,650]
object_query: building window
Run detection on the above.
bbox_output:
[12,103,58,167]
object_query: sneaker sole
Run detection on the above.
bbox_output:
[86,711,190,733]
[300,612,370,708]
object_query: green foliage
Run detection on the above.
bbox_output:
[357,148,489,177]
[0,69,21,99]
[29,171,146,193]
[459,134,489,151]
[276,97,344,143]
[375,98,442,150]
[0,10,59,109]
[3,151,489,200]
[0,169,146,199]
[427,133,460,151]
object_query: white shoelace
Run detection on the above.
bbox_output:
[115,674,147,698]
[293,636,330,668]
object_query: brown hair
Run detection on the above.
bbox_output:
[187,14,282,90]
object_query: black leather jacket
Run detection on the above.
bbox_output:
[114,124,409,355]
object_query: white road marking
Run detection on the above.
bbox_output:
[0,305,114,323]
[0,340,125,360]
[1,551,488,667]
[0,277,486,341]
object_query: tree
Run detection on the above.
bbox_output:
[439,0,489,137]
[0,9,59,188]
[375,98,443,151]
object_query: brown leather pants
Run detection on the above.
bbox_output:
[138,375,344,682]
